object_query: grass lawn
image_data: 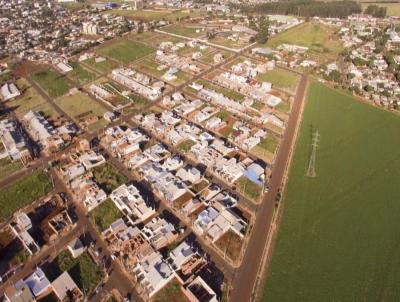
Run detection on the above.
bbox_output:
[89,198,123,232]
[198,79,245,102]
[177,139,196,153]
[275,101,291,113]
[0,158,23,181]
[161,24,205,38]
[97,40,154,64]
[68,62,98,85]
[153,278,189,302]
[105,9,171,21]
[264,82,400,302]
[236,176,262,201]
[267,22,343,55]
[56,92,107,119]
[31,69,72,98]
[133,56,165,78]
[10,78,59,118]
[0,170,52,222]
[93,163,128,194]
[83,57,118,75]
[56,251,103,294]
[259,135,279,154]
[257,68,300,93]
[214,230,243,262]
[361,2,400,16]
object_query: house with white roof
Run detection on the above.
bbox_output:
[1,83,20,101]
[141,217,178,250]
[24,268,51,297]
[110,184,155,223]
[132,251,174,297]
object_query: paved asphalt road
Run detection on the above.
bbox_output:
[230,74,308,302]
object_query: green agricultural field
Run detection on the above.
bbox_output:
[97,40,154,64]
[361,2,400,16]
[257,68,300,93]
[267,22,343,54]
[0,170,52,222]
[31,69,72,98]
[93,163,127,194]
[161,24,205,38]
[10,78,59,118]
[68,62,98,85]
[56,251,103,294]
[90,198,123,232]
[264,82,400,302]
[83,57,118,75]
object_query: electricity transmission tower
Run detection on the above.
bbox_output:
[307,129,320,177]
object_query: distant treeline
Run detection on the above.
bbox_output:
[364,4,387,17]
[232,1,362,19]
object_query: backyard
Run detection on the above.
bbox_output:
[264,82,400,301]
[97,40,154,64]
[0,170,52,222]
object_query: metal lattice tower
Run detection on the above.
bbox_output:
[307,130,320,177]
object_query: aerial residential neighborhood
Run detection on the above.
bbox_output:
[0,1,400,302]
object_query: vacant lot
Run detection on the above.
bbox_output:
[83,57,118,75]
[31,69,71,98]
[236,176,262,201]
[0,158,23,181]
[0,170,52,222]
[264,83,400,301]
[215,230,243,262]
[56,251,103,294]
[97,40,154,64]
[56,92,107,119]
[361,2,400,16]
[153,278,190,302]
[161,24,205,38]
[93,163,127,194]
[9,78,59,118]
[90,198,123,232]
[267,22,343,54]
[68,62,98,85]
[257,68,299,93]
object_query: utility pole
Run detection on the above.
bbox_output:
[307,129,320,177]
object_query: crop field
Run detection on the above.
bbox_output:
[0,170,52,222]
[31,69,72,98]
[97,40,154,64]
[267,22,343,55]
[264,82,400,302]
[361,2,400,16]
[257,68,300,93]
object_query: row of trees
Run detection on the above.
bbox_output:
[232,1,362,19]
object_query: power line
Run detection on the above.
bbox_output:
[307,129,320,177]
